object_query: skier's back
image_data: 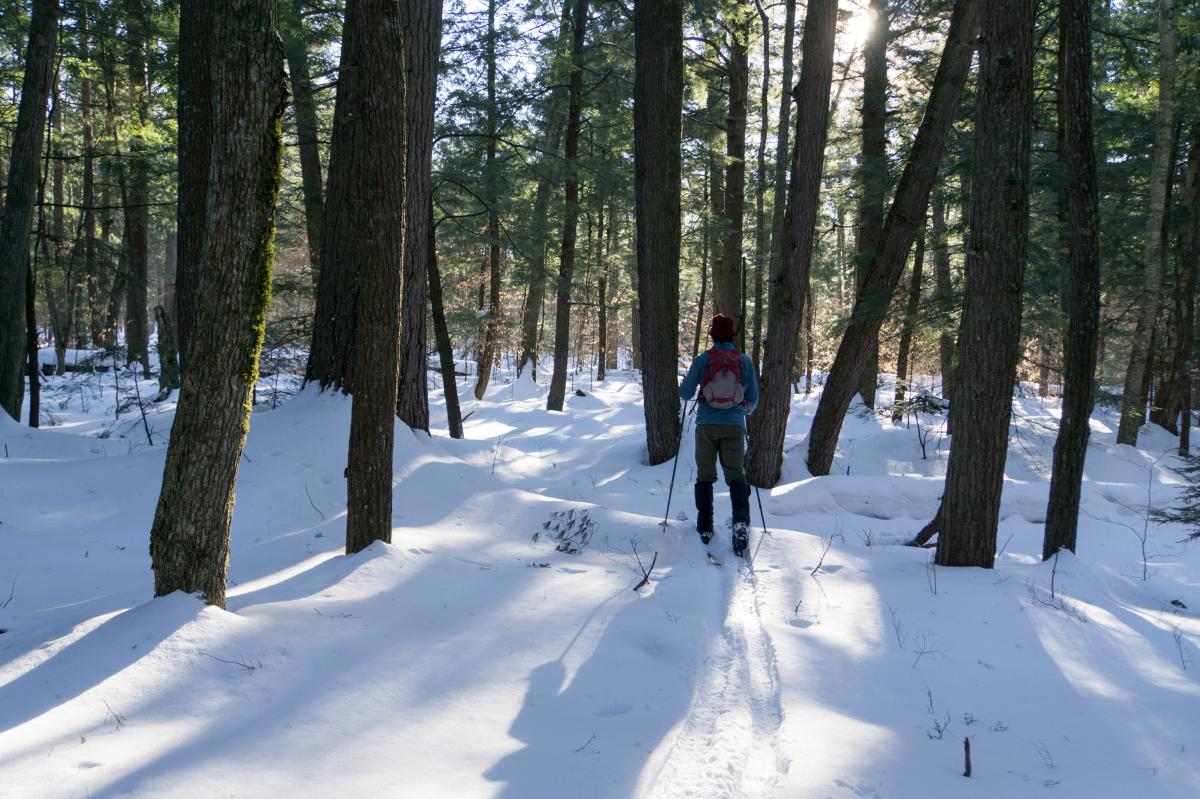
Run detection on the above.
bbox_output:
[678,313,759,555]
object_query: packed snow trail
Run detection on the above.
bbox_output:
[640,545,787,798]
[1,366,1198,797]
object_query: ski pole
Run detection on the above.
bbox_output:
[744,428,770,540]
[662,399,691,529]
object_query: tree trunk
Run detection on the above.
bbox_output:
[546,0,589,412]
[397,0,443,431]
[475,0,503,401]
[704,59,724,344]
[149,0,285,606]
[429,207,463,439]
[281,0,325,283]
[1117,0,1176,446]
[123,0,151,378]
[633,0,683,464]
[344,0,407,554]
[937,0,1034,569]
[717,3,750,339]
[156,232,181,396]
[854,0,889,409]
[931,188,955,402]
[746,0,838,487]
[766,0,796,302]
[628,249,641,370]
[693,189,708,360]
[176,0,212,368]
[307,16,364,391]
[806,0,980,477]
[1174,114,1199,455]
[892,226,925,421]
[82,8,102,350]
[517,8,570,379]
[0,0,57,421]
[751,0,770,372]
[26,259,40,427]
[1043,0,1101,559]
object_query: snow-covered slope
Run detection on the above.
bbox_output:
[1,369,1197,798]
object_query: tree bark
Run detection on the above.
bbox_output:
[1043,0,1101,559]
[1117,0,1176,446]
[0,0,57,421]
[1173,115,1199,455]
[633,0,683,463]
[344,0,407,554]
[892,226,925,421]
[751,0,770,371]
[429,207,463,439]
[547,0,589,412]
[26,259,40,427]
[746,0,838,487]
[82,7,102,350]
[307,16,363,391]
[122,0,152,378]
[766,0,796,305]
[157,232,181,396]
[176,0,212,367]
[806,0,980,477]
[397,0,443,431]
[281,0,325,283]
[937,0,1034,569]
[149,0,285,606]
[931,187,954,402]
[854,0,889,409]
[475,0,503,400]
[716,3,750,340]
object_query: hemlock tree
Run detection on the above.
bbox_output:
[396,0,444,431]
[473,0,503,401]
[175,0,212,367]
[344,0,407,555]
[936,0,1034,569]
[805,0,980,478]
[307,14,366,391]
[546,0,588,413]
[0,0,57,422]
[633,0,683,465]
[1116,0,1175,446]
[1043,0,1101,560]
[714,0,750,340]
[853,0,888,409]
[746,0,838,487]
[149,0,285,606]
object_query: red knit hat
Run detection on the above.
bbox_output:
[709,313,736,339]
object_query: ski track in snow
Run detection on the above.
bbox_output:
[642,552,787,798]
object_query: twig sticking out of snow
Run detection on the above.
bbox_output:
[963,737,972,777]
[631,540,658,592]
[103,700,125,731]
[304,481,326,521]
[200,652,260,673]
[1,576,14,609]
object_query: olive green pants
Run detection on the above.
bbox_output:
[695,424,746,484]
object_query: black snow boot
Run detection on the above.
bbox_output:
[730,481,751,556]
[695,481,714,544]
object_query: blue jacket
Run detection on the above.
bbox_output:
[679,343,759,428]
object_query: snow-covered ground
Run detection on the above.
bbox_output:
[1,364,1197,798]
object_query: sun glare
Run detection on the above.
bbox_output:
[839,6,878,59]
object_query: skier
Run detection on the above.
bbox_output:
[678,313,759,556]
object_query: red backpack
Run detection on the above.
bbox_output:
[701,348,745,409]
